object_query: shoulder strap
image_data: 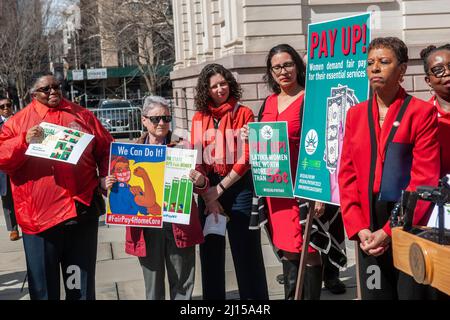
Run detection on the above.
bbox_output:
[383,94,412,158]
[299,97,304,126]
[257,97,268,122]
[367,96,377,230]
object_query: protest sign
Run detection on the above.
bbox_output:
[163,148,197,224]
[249,121,293,198]
[25,122,94,164]
[106,142,166,228]
[294,13,371,204]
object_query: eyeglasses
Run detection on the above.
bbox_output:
[271,61,295,74]
[144,115,172,124]
[35,84,61,94]
[429,63,450,78]
[0,103,12,109]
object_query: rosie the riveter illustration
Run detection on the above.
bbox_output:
[107,155,161,215]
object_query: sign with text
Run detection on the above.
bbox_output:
[249,121,293,198]
[87,68,107,80]
[106,142,166,228]
[72,70,84,81]
[163,148,197,225]
[294,13,371,204]
[25,122,94,165]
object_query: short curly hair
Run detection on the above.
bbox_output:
[194,63,242,113]
[368,37,409,64]
[420,44,450,74]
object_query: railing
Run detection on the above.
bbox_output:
[89,106,143,138]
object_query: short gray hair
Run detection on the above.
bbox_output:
[142,95,170,115]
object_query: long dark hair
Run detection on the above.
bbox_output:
[420,44,450,74]
[263,44,306,94]
[194,63,242,113]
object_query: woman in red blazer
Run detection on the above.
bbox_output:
[338,37,440,299]
[420,44,450,177]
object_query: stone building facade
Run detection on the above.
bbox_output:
[170,0,450,135]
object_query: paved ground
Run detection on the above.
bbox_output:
[0,197,358,300]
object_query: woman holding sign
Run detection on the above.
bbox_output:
[105,96,207,300]
[339,37,440,299]
[191,63,269,300]
[242,44,325,300]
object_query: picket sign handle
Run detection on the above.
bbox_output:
[294,200,315,300]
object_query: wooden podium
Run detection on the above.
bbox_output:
[392,227,450,295]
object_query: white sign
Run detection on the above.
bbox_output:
[87,68,107,80]
[72,70,84,81]
[203,214,227,237]
[428,204,450,230]
[162,148,198,225]
[25,122,94,165]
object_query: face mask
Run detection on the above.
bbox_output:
[115,170,131,183]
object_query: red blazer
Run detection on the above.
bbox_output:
[339,88,440,241]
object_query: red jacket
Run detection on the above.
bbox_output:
[0,98,113,234]
[125,133,206,257]
[191,104,254,176]
[430,96,450,177]
[339,88,440,241]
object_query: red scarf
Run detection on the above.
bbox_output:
[202,97,238,176]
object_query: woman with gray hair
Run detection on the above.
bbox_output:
[105,95,208,300]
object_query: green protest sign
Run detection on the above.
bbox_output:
[294,13,371,204]
[249,121,293,198]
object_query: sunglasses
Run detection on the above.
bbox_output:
[429,63,450,78]
[35,84,61,94]
[144,115,172,124]
[0,103,12,110]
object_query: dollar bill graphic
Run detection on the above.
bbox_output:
[324,85,359,174]
[325,96,342,173]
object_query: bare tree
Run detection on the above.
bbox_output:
[97,0,174,94]
[0,0,56,108]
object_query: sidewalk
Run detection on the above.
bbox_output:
[0,198,358,300]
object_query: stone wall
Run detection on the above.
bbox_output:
[170,0,450,134]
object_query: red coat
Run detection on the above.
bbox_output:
[339,88,440,241]
[0,99,113,234]
[191,104,254,176]
[430,96,450,177]
[125,133,205,257]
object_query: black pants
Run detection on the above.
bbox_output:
[199,172,269,300]
[1,176,17,231]
[22,214,99,300]
[358,198,444,299]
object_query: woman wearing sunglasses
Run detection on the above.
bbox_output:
[191,63,268,300]
[105,95,207,300]
[421,44,450,177]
